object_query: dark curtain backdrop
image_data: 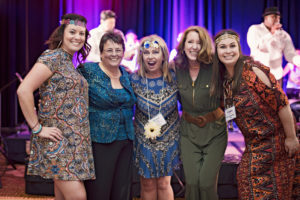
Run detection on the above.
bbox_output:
[1,0,299,127]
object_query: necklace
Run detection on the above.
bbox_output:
[143,76,165,140]
[99,63,121,79]
[145,76,164,120]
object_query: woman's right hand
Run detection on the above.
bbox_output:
[284,136,300,157]
[37,127,64,142]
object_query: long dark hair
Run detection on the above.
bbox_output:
[210,29,246,99]
[45,13,91,64]
[174,26,213,70]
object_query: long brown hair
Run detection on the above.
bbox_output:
[45,13,91,65]
[174,26,213,70]
[210,29,245,99]
[137,34,173,83]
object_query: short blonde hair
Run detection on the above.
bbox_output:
[137,34,172,82]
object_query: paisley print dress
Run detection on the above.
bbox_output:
[130,72,180,178]
[224,61,298,199]
[27,48,95,181]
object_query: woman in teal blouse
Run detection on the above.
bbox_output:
[78,32,136,200]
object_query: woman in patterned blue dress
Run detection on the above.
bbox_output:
[130,35,180,200]
[17,14,95,200]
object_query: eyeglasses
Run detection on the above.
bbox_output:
[143,40,160,49]
[103,49,123,55]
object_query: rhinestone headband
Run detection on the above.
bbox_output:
[60,19,86,27]
[215,33,240,45]
[143,40,160,49]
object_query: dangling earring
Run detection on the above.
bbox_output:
[57,40,62,48]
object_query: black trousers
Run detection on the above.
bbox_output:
[85,140,133,200]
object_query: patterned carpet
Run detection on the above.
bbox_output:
[0,152,53,199]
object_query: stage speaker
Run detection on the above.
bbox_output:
[218,162,239,199]
[24,162,54,196]
[3,133,30,163]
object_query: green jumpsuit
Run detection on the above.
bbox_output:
[176,64,227,200]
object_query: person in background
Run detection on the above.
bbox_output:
[121,30,139,72]
[211,29,300,199]
[172,26,227,200]
[87,10,134,63]
[130,34,180,200]
[169,32,183,61]
[78,31,136,200]
[247,6,300,85]
[17,13,95,200]
[283,49,300,99]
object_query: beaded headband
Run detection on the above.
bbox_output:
[60,19,86,27]
[143,40,160,49]
[215,33,240,45]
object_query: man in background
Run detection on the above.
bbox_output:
[87,10,134,62]
[247,7,300,85]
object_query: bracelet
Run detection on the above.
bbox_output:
[32,124,42,135]
[31,121,39,129]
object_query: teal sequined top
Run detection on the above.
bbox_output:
[78,62,136,143]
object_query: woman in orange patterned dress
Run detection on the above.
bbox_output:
[210,29,300,199]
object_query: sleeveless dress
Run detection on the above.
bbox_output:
[130,72,180,178]
[27,48,95,181]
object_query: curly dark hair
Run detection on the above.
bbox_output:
[45,13,91,64]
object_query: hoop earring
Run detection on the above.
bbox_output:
[57,40,62,48]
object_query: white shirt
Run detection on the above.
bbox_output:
[86,25,125,63]
[247,23,300,80]
[286,63,300,89]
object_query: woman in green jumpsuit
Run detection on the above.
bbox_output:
[172,26,227,200]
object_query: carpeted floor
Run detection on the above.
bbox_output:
[0,152,54,199]
[0,129,243,200]
[0,154,184,200]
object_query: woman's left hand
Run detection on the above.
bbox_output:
[284,136,300,157]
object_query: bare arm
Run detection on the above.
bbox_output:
[17,63,63,141]
[253,66,299,157]
[278,106,299,157]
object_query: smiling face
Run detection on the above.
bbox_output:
[101,39,124,68]
[184,31,201,62]
[217,37,240,68]
[61,24,86,55]
[142,45,163,75]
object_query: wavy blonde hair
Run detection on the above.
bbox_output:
[137,34,172,82]
[174,26,213,69]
